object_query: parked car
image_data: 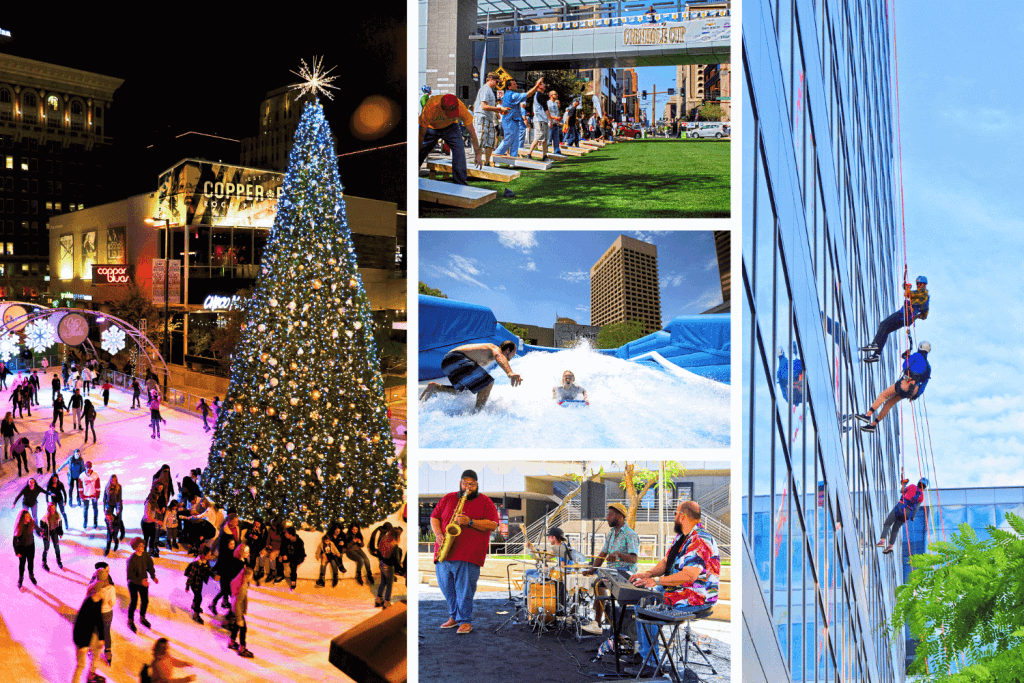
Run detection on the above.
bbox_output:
[618,124,643,138]
[688,122,731,139]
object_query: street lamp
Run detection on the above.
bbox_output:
[144,216,171,393]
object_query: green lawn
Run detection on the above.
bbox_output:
[419,138,730,218]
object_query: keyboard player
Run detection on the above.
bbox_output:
[583,502,640,635]
[625,500,720,678]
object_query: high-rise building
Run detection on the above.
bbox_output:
[240,86,317,172]
[590,235,661,335]
[0,53,122,290]
[742,0,903,682]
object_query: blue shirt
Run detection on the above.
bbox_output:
[501,90,528,129]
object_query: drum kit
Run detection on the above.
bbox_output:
[496,551,602,638]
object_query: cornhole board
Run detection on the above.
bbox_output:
[558,147,587,157]
[579,140,604,148]
[518,150,567,162]
[426,159,520,182]
[419,178,496,209]
[492,156,554,170]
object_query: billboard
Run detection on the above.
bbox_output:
[156,160,283,228]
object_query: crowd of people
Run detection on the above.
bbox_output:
[0,358,406,682]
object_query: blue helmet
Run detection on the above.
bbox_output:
[421,85,432,94]
[918,477,929,489]
[916,275,928,284]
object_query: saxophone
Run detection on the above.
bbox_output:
[436,488,469,562]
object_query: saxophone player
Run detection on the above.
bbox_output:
[430,470,500,634]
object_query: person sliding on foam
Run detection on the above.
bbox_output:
[553,370,588,405]
[860,276,930,363]
[856,341,931,432]
[877,476,927,554]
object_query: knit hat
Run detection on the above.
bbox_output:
[461,469,478,481]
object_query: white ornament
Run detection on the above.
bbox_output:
[25,319,57,353]
[0,335,20,361]
[100,325,127,355]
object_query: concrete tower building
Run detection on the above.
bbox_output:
[590,234,661,335]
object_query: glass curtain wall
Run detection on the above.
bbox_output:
[742,0,906,681]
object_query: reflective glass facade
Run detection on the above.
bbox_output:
[741,0,905,681]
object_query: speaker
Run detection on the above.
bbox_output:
[460,85,469,100]
[330,600,407,683]
[506,496,522,511]
[580,481,606,520]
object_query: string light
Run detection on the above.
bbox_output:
[288,56,340,102]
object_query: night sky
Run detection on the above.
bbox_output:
[0,12,407,208]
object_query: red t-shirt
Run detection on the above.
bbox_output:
[431,492,500,567]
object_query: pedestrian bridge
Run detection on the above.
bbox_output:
[478,12,730,69]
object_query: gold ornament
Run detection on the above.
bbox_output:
[312,279,322,289]
[311,390,321,400]
[289,397,299,406]
[266,407,276,417]
[249,406,259,414]
[234,403,243,413]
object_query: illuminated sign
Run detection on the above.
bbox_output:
[157,160,283,229]
[202,181,277,201]
[92,264,134,285]
[203,294,244,311]
[59,292,93,301]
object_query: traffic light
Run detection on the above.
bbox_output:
[642,90,647,100]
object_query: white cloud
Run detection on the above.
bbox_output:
[632,231,670,244]
[560,270,589,283]
[683,288,723,311]
[660,272,686,288]
[496,231,538,253]
[705,255,719,271]
[522,261,537,271]
[426,255,490,289]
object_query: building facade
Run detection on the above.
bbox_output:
[590,234,661,335]
[239,87,317,172]
[742,0,903,682]
[0,53,123,293]
[48,159,405,380]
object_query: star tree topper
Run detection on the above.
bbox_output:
[289,56,340,102]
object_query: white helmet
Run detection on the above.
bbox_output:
[918,341,931,353]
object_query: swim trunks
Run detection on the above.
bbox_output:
[441,351,494,394]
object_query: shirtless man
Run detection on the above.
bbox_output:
[419,341,522,410]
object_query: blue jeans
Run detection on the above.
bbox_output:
[435,560,481,625]
[564,124,579,148]
[637,599,708,665]
[494,120,522,157]
[549,125,561,154]
[870,308,913,355]
[83,498,98,527]
[419,123,469,185]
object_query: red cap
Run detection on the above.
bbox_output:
[440,94,460,111]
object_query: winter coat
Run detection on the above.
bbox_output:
[46,479,67,506]
[316,535,342,562]
[40,510,63,538]
[184,559,213,589]
[79,471,101,499]
[59,454,85,480]
[280,534,306,566]
[72,593,103,649]
[13,483,44,507]
[0,419,18,438]
[104,486,123,516]
[41,428,61,453]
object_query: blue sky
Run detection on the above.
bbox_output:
[890,4,1024,487]
[419,230,723,327]
[634,66,680,122]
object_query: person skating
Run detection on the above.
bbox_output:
[210,522,242,613]
[82,366,93,395]
[374,526,403,608]
[91,562,116,667]
[39,500,64,571]
[82,399,97,443]
[196,398,212,432]
[70,388,84,430]
[150,391,163,439]
[51,373,61,403]
[127,537,159,632]
[100,381,112,408]
[32,445,45,476]
[163,500,181,551]
[316,523,346,588]
[184,547,214,624]
[228,543,256,658]
[344,523,375,586]
[71,564,109,683]
[142,483,167,558]
[1,411,18,460]
[79,460,102,529]
[877,477,928,554]
[58,448,86,506]
[280,524,307,590]
[860,276,930,362]
[52,391,67,432]
[44,473,69,527]
[12,476,45,525]
[145,638,196,683]
[11,436,30,478]
[131,379,141,409]
[103,475,123,556]
[40,425,61,483]
[13,509,39,588]
[856,342,932,432]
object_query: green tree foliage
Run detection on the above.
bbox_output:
[698,103,725,122]
[204,100,402,531]
[596,319,646,349]
[418,282,447,298]
[527,70,586,112]
[503,323,530,341]
[890,514,1024,680]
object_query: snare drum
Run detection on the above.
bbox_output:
[527,580,559,622]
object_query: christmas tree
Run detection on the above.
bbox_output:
[203,63,403,530]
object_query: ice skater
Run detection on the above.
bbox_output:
[316,523,345,588]
[101,381,112,407]
[1,411,19,460]
[374,526,403,608]
[184,547,214,624]
[71,565,108,683]
[58,449,86,506]
[145,639,196,683]
[127,536,159,633]
[52,391,67,431]
[11,436,30,478]
[44,473,69,527]
[13,476,44,525]
[83,398,97,444]
[79,461,101,529]
[344,523,375,586]
[228,544,256,658]
[150,391,164,439]
[13,509,38,588]
[196,397,212,432]
[102,475,123,556]
[39,500,64,571]
[131,378,141,409]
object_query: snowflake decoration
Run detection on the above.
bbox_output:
[24,319,57,353]
[0,334,19,361]
[288,56,340,102]
[101,325,127,355]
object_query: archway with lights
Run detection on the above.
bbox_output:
[0,302,170,382]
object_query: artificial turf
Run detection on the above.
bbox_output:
[418,137,730,218]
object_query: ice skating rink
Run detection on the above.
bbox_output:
[0,373,406,682]
[418,345,731,448]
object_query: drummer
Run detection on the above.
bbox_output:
[523,527,577,581]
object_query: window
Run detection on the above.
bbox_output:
[4,156,10,170]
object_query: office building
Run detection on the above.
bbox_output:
[590,234,661,335]
[0,53,123,291]
[742,0,904,682]
[240,87,317,172]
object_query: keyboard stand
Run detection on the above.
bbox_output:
[635,610,717,683]
[586,595,634,679]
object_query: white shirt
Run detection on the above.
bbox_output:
[99,583,115,614]
[474,84,497,123]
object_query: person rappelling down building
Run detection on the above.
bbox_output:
[856,342,931,432]
[877,477,928,554]
[860,276,930,363]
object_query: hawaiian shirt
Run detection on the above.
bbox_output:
[663,522,720,608]
[601,524,640,573]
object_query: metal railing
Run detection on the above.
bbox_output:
[480,1,730,34]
